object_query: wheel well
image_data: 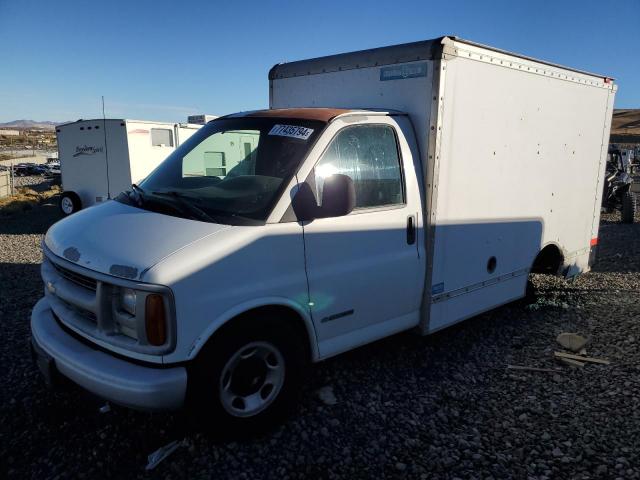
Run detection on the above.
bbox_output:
[205,305,313,361]
[530,244,564,275]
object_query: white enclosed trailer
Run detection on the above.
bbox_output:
[270,36,616,334]
[56,119,208,214]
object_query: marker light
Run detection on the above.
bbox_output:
[145,294,167,346]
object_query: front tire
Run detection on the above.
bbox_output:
[188,317,306,437]
[59,191,82,216]
[622,190,637,224]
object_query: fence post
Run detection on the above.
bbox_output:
[10,162,14,196]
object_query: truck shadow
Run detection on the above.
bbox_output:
[0,201,62,235]
[0,262,43,301]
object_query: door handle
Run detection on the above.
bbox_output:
[406,215,416,245]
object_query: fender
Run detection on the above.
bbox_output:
[186,296,320,362]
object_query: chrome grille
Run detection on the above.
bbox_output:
[51,262,97,291]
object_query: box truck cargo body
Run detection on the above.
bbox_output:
[56,119,206,214]
[32,37,615,431]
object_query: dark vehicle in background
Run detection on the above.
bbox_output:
[603,148,637,223]
[13,164,38,176]
[11,162,59,177]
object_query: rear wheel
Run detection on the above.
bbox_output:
[59,191,82,216]
[189,317,306,437]
[622,190,637,224]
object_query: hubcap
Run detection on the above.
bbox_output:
[219,341,285,417]
[61,197,74,214]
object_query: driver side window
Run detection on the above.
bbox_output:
[314,124,404,209]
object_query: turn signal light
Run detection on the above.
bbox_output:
[145,294,166,346]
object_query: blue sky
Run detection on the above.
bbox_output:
[0,0,638,123]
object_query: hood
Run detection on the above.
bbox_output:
[45,200,229,280]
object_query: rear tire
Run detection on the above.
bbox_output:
[622,190,636,224]
[59,191,82,216]
[188,316,306,438]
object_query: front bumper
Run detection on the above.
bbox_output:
[30,297,187,411]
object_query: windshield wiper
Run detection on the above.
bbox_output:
[151,190,218,223]
[130,183,146,205]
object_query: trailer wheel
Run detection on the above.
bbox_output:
[188,316,305,438]
[59,191,82,216]
[621,191,637,224]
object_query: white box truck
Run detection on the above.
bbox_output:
[56,118,211,215]
[32,37,615,434]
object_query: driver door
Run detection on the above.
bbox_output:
[300,117,424,358]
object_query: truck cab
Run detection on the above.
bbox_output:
[32,108,425,432]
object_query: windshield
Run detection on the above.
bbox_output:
[117,117,326,224]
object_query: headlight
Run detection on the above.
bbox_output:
[112,287,172,349]
[119,288,137,316]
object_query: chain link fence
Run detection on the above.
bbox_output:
[0,169,13,199]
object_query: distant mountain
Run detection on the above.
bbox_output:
[0,120,64,131]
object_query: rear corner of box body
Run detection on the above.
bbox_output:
[589,86,617,251]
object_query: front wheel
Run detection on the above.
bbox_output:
[188,318,306,437]
[621,190,637,224]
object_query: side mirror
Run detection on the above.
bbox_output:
[318,174,356,218]
[291,182,318,222]
[291,174,356,221]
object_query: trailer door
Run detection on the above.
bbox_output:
[58,120,126,208]
[300,117,424,358]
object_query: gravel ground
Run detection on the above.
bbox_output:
[1,201,639,479]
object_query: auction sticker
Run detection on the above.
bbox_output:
[268,124,314,140]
